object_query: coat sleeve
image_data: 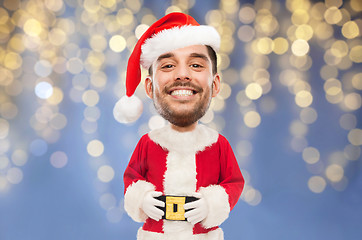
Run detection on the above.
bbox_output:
[123,135,156,222]
[200,135,244,228]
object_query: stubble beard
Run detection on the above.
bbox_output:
[153,82,212,128]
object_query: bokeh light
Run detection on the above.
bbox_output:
[87,139,104,157]
[308,176,327,193]
[243,110,261,128]
[6,167,23,184]
[303,147,320,164]
[35,81,53,99]
[11,149,28,167]
[291,39,310,56]
[295,90,313,108]
[245,83,263,100]
[50,151,68,168]
[109,35,127,52]
[98,165,115,183]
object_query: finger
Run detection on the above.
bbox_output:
[149,206,164,216]
[184,208,201,219]
[192,192,202,198]
[187,213,204,225]
[187,215,201,225]
[144,205,163,217]
[149,213,161,221]
[148,208,164,221]
[184,210,192,219]
[150,192,165,207]
[145,210,157,221]
[193,216,204,224]
[151,198,165,207]
[184,200,200,210]
[151,191,163,197]
[188,218,200,225]
[184,212,192,219]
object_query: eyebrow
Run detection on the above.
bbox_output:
[189,53,209,61]
[156,53,174,62]
[155,52,209,63]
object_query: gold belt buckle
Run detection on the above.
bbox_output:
[165,196,186,221]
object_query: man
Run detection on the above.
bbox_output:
[120,12,244,240]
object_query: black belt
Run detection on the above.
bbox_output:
[155,195,199,221]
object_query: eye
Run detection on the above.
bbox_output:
[191,64,202,68]
[162,64,174,69]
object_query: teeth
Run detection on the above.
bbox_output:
[171,90,193,96]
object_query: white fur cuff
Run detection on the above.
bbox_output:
[124,180,156,222]
[199,185,230,229]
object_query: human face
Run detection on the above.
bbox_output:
[145,45,220,131]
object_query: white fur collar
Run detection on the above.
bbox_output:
[148,124,219,154]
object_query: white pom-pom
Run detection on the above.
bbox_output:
[113,95,143,123]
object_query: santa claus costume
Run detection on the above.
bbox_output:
[120,13,245,240]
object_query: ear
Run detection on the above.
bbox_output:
[212,74,221,97]
[144,76,153,99]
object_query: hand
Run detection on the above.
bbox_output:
[184,193,208,225]
[142,191,165,221]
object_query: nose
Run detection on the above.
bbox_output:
[175,64,191,81]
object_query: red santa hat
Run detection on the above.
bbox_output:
[113,12,220,123]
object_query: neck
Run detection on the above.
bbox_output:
[170,122,198,132]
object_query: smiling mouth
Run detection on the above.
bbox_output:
[166,82,202,97]
[170,89,196,96]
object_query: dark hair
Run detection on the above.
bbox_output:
[148,45,218,76]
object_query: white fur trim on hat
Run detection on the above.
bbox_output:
[140,25,220,69]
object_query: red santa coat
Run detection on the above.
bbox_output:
[124,124,244,240]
